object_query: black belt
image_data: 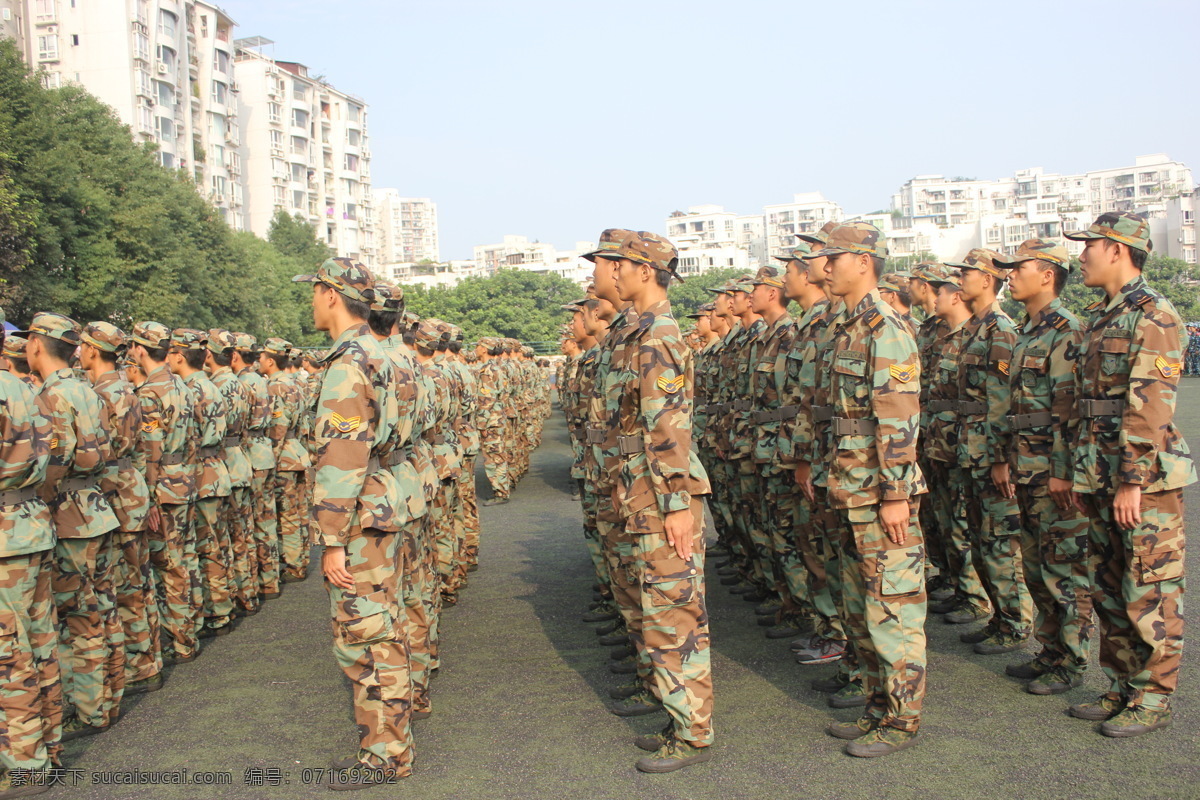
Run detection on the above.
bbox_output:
[732,399,751,413]
[56,476,98,495]
[382,444,415,468]
[161,453,185,466]
[1009,411,1053,430]
[427,434,446,446]
[617,435,643,456]
[367,456,381,473]
[223,435,242,447]
[585,428,605,445]
[115,457,133,471]
[708,402,729,414]
[198,446,220,459]
[958,401,987,416]
[926,399,958,413]
[0,486,39,506]
[831,418,876,435]
[1079,399,1125,418]
[812,405,833,423]
[752,405,799,424]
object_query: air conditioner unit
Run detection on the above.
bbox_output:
[230,82,239,93]
[157,62,168,74]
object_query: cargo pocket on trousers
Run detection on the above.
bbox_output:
[1135,548,1185,585]
[878,548,924,598]
[644,572,698,608]
[334,591,395,645]
[1048,519,1088,564]
[0,631,14,663]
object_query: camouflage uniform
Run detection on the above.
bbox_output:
[0,340,63,774]
[131,322,199,660]
[26,315,124,731]
[264,338,313,582]
[83,323,159,685]
[477,345,511,501]
[235,334,281,599]
[995,242,1093,685]
[804,224,927,743]
[295,260,414,775]
[1065,214,1195,719]
[447,329,480,589]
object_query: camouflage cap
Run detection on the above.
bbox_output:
[926,266,963,291]
[909,261,942,283]
[477,336,499,349]
[130,321,171,349]
[945,247,1006,279]
[207,329,237,354]
[169,328,207,350]
[592,230,682,282]
[796,221,839,246]
[809,221,888,260]
[292,256,376,304]
[232,332,257,352]
[751,265,786,289]
[560,298,586,312]
[81,321,127,354]
[878,271,912,294]
[288,347,303,360]
[262,337,292,356]
[2,335,28,359]
[704,280,736,296]
[775,240,814,262]
[728,276,756,294]
[1065,211,1152,253]
[433,320,455,343]
[411,318,442,350]
[370,280,404,312]
[581,228,638,263]
[994,238,1072,271]
[14,312,82,345]
[521,346,534,357]
[120,349,138,369]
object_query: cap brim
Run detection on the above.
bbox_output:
[292,274,320,283]
[1063,230,1101,242]
[795,234,825,245]
[9,330,30,339]
[773,254,797,263]
[808,247,848,259]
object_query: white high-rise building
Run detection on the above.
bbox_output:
[763,192,844,256]
[7,0,247,229]
[664,205,751,276]
[374,190,439,264]
[233,39,375,264]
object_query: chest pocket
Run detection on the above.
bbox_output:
[1020,355,1048,388]
[834,354,869,409]
[1099,335,1131,377]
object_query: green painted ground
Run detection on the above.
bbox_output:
[67,389,1200,799]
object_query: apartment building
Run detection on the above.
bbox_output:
[374,190,439,264]
[6,0,247,229]
[665,205,752,276]
[762,192,844,256]
[233,40,375,265]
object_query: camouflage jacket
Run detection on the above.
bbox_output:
[0,372,54,557]
[700,326,737,453]
[1003,298,1082,485]
[823,290,924,509]
[569,346,598,481]
[610,299,711,518]
[183,371,231,499]
[237,366,275,472]
[135,364,196,506]
[777,299,828,469]
[725,317,766,459]
[921,318,970,465]
[267,371,311,472]
[750,313,796,466]
[420,360,459,481]
[589,307,635,492]
[1071,275,1196,495]
[209,366,253,490]
[691,338,720,443]
[311,323,405,547]
[476,359,508,430]
[797,300,842,486]
[92,370,152,531]
[386,336,439,506]
[36,368,119,538]
[450,359,481,457]
[378,337,427,526]
[956,301,1016,471]
[916,315,947,414]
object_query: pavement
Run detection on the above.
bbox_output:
[62,389,1200,799]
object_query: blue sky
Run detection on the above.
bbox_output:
[226,0,1200,259]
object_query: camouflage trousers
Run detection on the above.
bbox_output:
[955,466,1032,636]
[182,505,203,627]
[326,532,414,775]
[917,457,950,581]
[113,529,160,683]
[147,502,198,658]
[759,466,808,620]
[814,485,858,683]
[793,488,841,642]
[0,550,63,771]
[398,515,437,715]
[610,501,713,746]
[194,496,233,630]
[579,480,610,597]
[452,455,479,589]
[1015,485,1093,676]
[433,479,461,601]
[735,458,772,593]
[275,470,309,580]
[224,485,257,612]
[52,533,124,728]
[1081,489,1186,711]
[481,428,510,500]
[250,469,281,595]
[835,501,927,732]
[698,447,735,554]
[933,461,988,613]
[423,493,448,672]
[714,456,760,588]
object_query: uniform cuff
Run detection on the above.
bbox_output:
[657,491,692,515]
[880,481,911,501]
[319,534,348,548]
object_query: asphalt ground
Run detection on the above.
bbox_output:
[63,389,1200,800]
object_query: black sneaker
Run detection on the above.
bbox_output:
[1005,657,1052,680]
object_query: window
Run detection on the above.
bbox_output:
[269,130,282,148]
[209,112,226,139]
[33,0,54,22]
[272,185,285,206]
[210,144,225,167]
[271,158,285,176]
[199,14,208,37]
[348,104,361,123]
[343,178,358,197]
[43,71,61,89]
[1184,210,1195,224]
[292,190,306,209]
[138,106,153,134]
[156,116,174,140]
[159,151,175,169]
[1036,201,1056,214]
[211,81,228,105]
[344,153,358,171]
[156,81,174,107]
[210,175,226,199]
[267,102,281,124]
[293,80,306,101]
[292,109,308,128]
[993,198,1007,211]
[70,34,78,46]
[290,163,305,182]
[213,49,230,74]
[291,135,306,155]
[986,228,1001,244]
[156,44,176,72]
[158,9,176,38]
[344,203,357,220]
[347,129,360,147]
[37,34,58,61]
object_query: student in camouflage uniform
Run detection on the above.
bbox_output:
[2,336,39,390]
[295,258,414,785]
[477,338,511,506]
[445,326,480,592]
[1186,324,1200,376]
[950,248,1031,653]
[261,338,313,583]
[80,322,161,696]
[22,313,124,740]
[232,334,281,602]
[0,310,63,793]
[129,321,199,663]
[878,272,916,334]
[992,239,1093,695]
[798,222,927,758]
[596,230,714,773]
[1063,212,1194,737]
[205,330,257,618]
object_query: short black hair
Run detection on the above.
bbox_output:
[870,255,885,279]
[1051,265,1068,296]
[35,333,76,364]
[94,348,119,366]
[653,268,672,289]
[263,352,287,371]
[142,344,169,363]
[210,349,233,367]
[343,296,370,321]
[170,347,206,371]
[9,357,30,375]
[1130,245,1148,270]
[368,309,400,337]
[448,340,462,354]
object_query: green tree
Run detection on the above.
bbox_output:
[669,266,751,328]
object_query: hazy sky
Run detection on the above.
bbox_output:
[226,0,1200,259]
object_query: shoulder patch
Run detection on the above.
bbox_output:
[656,373,685,394]
[1086,299,1104,311]
[1129,289,1154,308]
[271,409,283,418]
[864,308,885,331]
[329,412,362,434]
[1155,356,1182,379]
[141,419,160,434]
[889,363,918,383]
